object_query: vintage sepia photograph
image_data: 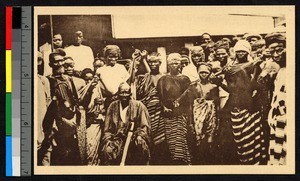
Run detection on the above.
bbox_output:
[34,6,295,174]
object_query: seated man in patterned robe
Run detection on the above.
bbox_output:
[101,82,151,165]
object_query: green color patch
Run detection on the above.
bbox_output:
[6,93,11,135]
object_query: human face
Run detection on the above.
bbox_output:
[63,58,75,76]
[118,85,131,103]
[147,57,161,71]
[74,33,83,45]
[269,43,285,62]
[168,60,181,75]
[106,51,119,67]
[202,34,211,43]
[235,50,248,60]
[83,73,93,84]
[215,49,228,63]
[52,34,63,49]
[199,71,210,81]
[191,50,205,67]
[249,37,259,45]
[50,55,65,75]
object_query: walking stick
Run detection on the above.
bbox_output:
[120,121,135,166]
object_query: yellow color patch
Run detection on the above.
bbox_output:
[6,50,12,92]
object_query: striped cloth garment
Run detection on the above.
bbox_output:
[165,115,191,164]
[231,108,268,165]
[268,68,286,165]
[137,74,165,145]
[193,98,217,146]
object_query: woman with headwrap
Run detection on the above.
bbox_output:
[182,46,206,82]
[157,53,192,165]
[174,63,219,164]
[211,40,268,165]
[135,52,167,164]
[96,45,130,109]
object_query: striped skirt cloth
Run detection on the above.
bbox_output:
[267,76,287,165]
[139,88,165,145]
[231,108,268,165]
[165,115,191,164]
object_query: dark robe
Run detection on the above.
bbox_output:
[44,74,81,165]
[101,99,151,165]
[156,74,192,164]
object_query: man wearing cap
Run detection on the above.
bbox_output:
[63,56,86,91]
[212,40,231,68]
[264,32,287,165]
[244,33,262,46]
[101,82,151,165]
[65,31,94,71]
[43,48,81,165]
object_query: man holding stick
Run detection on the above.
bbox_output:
[101,82,151,165]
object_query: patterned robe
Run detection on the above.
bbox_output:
[101,100,151,165]
[268,68,286,165]
[224,61,268,165]
[136,73,164,145]
[157,74,191,164]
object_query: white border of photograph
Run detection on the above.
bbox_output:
[33,6,295,175]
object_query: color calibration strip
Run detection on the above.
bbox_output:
[12,7,22,177]
[20,6,32,176]
[6,6,23,177]
[6,6,13,177]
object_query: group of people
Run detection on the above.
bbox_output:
[37,30,287,166]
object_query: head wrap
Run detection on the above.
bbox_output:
[197,63,212,74]
[81,68,94,78]
[190,46,204,54]
[265,32,286,47]
[234,40,251,54]
[102,45,121,58]
[167,53,181,64]
[147,52,162,62]
[251,39,266,49]
[215,40,230,52]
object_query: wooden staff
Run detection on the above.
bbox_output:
[120,122,135,166]
[49,15,54,52]
[129,49,141,100]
